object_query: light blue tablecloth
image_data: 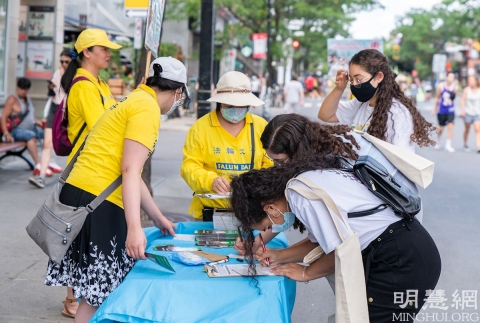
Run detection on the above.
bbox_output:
[90,222,296,323]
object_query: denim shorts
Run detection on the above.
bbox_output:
[11,127,44,142]
[464,114,480,124]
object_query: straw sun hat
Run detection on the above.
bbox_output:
[207,71,264,107]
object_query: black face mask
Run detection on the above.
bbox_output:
[350,75,378,102]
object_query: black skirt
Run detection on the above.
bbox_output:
[44,183,136,306]
[362,219,441,323]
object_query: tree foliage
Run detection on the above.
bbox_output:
[389,0,480,80]
[165,0,381,74]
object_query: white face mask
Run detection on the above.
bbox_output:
[162,91,183,116]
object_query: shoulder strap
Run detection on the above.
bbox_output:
[58,135,122,213]
[250,119,255,170]
[67,76,103,148]
[285,176,352,241]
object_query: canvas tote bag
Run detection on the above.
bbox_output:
[26,138,121,264]
[354,129,434,189]
[286,177,369,323]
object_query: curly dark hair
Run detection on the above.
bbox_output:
[261,114,360,161]
[231,156,340,278]
[349,49,436,146]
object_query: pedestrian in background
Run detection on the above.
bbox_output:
[181,71,273,220]
[283,74,304,114]
[44,57,184,323]
[431,72,458,152]
[60,29,121,164]
[460,75,480,153]
[318,49,436,152]
[1,78,43,166]
[29,48,73,189]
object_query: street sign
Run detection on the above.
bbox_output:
[125,0,148,18]
[252,33,268,59]
[432,54,447,73]
[134,18,142,49]
[125,10,147,18]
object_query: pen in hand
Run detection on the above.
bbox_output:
[259,233,270,266]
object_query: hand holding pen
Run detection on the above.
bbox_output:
[259,233,270,267]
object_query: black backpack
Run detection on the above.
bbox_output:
[339,156,421,219]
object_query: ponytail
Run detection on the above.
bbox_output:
[60,47,94,93]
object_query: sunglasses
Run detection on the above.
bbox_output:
[60,60,71,65]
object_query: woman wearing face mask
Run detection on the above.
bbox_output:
[318,49,436,152]
[230,156,441,323]
[61,29,121,164]
[180,71,273,220]
[44,57,185,323]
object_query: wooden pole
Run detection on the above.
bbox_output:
[145,50,152,80]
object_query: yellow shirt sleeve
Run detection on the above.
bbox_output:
[124,101,160,151]
[180,127,218,193]
[68,81,105,133]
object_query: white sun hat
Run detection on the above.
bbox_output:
[207,71,264,107]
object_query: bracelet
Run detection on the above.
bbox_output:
[302,266,309,284]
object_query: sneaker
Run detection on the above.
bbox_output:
[33,163,41,176]
[464,145,471,152]
[28,176,45,188]
[48,161,63,173]
[46,168,53,177]
[445,146,455,153]
[434,144,441,150]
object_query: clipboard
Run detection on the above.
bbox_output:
[193,251,228,262]
[204,264,275,278]
[195,193,231,199]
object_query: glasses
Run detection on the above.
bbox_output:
[60,60,71,65]
[349,73,376,88]
[273,157,289,166]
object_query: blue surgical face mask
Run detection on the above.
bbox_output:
[267,207,295,233]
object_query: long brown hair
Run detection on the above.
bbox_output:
[350,49,436,146]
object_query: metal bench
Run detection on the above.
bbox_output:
[0,142,34,169]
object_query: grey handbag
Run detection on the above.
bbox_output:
[26,138,121,264]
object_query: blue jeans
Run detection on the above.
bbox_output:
[10,127,44,142]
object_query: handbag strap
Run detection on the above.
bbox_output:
[250,119,255,170]
[285,177,353,242]
[58,136,122,213]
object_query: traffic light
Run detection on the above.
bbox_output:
[292,40,300,50]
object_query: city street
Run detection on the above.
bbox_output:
[0,98,479,322]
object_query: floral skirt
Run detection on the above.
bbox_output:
[45,183,136,306]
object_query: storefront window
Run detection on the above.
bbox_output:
[0,0,7,103]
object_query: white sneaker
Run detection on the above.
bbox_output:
[445,146,455,153]
[434,144,441,150]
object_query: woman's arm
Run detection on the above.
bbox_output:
[180,128,218,193]
[317,70,348,122]
[271,251,335,282]
[122,139,150,260]
[460,87,468,117]
[431,84,442,115]
[140,179,177,236]
[1,96,16,142]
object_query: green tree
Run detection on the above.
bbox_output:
[166,0,381,75]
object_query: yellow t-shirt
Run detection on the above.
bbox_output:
[180,111,273,218]
[66,68,117,163]
[67,85,161,209]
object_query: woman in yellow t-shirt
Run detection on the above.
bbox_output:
[60,29,121,164]
[45,57,189,323]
